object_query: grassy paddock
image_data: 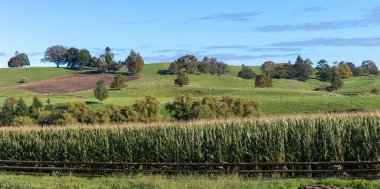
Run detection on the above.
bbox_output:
[0,174,377,189]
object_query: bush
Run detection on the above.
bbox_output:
[166,95,261,120]
[11,116,36,127]
[330,69,344,91]
[67,101,88,122]
[238,66,256,79]
[174,73,190,87]
[132,96,160,122]
[255,75,273,88]
[19,77,29,83]
[110,74,126,89]
[53,111,77,126]
[371,89,380,95]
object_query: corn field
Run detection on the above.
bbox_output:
[0,113,379,163]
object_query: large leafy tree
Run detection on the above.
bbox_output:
[361,60,378,75]
[337,63,353,79]
[261,61,276,77]
[98,47,120,73]
[66,47,91,70]
[294,55,314,81]
[125,50,144,75]
[315,59,332,81]
[41,45,67,67]
[8,51,30,67]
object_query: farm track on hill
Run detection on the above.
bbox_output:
[6,72,139,94]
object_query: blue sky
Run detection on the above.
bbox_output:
[0,0,380,67]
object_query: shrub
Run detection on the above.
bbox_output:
[110,74,126,89]
[19,77,29,83]
[11,116,36,127]
[132,96,160,122]
[371,89,380,95]
[238,66,256,79]
[67,101,88,122]
[255,75,273,88]
[15,97,28,117]
[53,111,77,126]
[174,72,190,87]
[166,95,261,120]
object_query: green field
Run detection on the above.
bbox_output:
[0,63,379,116]
[0,175,378,189]
[0,67,82,87]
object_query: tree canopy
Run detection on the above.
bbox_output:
[8,51,30,67]
[41,45,67,68]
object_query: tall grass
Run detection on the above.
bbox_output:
[0,113,379,162]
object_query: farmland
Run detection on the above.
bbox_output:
[0,63,379,117]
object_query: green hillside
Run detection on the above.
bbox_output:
[0,63,379,116]
[0,67,83,87]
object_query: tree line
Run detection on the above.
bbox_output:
[237,55,379,90]
[8,45,145,76]
[0,95,261,126]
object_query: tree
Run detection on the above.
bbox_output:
[66,48,91,70]
[15,97,28,117]
[29,96,43,117]
[41,45,67,67]
[315,59,332,81]
[294,55,314,81]
[330,68,344,90]
[67,101,88,122]
[125,50,144,75]
[261,61,276,77]
[8,51,30,67]
[345,62,358,76]
[238,66,256,79]
[361,60,379,75]
[0,97,17,125]
[93,80,108,102]
[110,74,126,89]
[174,72,190,87]
[66,47,80,69]
[337,63,353,79]
[98,47,118,73]
[165,95,195,120]
[274,63,295,79]
[255,75,273,88]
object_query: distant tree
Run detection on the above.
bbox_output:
[273,63,295,79]
[255,75,273,88]
[294,55,314,81]
[41,45,67,67]
[1,97,17,125]
[67,101,88,122]
[330,68,344,90]
[15,97,28,117]
[98,47,118,73]
[261,61,276,77]
[165,94,195,120]
[361,60,379,75]
[169,55,198,74]
[110,74,126,89]
[315,59,332,81]
[66,47,80,69]
[212,62,229,75]
[125,50,144,75]
[345,62,358,76]
[93,80,108,102]
[174,72,190,87]
[8,51,30,67]
[238,66,256,79]
[337,63,353,79]
[77,49,91,70]
[29,96,43,117]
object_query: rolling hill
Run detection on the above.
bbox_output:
[0,63,379,116]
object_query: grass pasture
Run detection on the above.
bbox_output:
[0,63,379,116]
[0,175,378,189]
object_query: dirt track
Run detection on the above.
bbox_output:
[9,72,139,94]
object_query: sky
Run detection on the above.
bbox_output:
[0,0,380,67]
